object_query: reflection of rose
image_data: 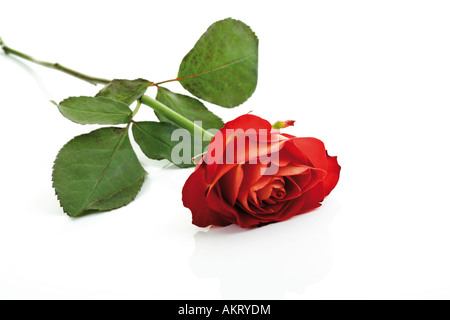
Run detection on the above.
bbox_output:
[182,115,341,228]
[190,205,336,299]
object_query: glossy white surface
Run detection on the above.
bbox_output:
[1,0,449,299]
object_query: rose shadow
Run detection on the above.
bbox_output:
[189,199,340,299]
[2,54,52,100]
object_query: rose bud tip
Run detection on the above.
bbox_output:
[272,120,296,129]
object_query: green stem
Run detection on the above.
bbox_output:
[1,37,214,141]
[140,95,214,141]
[131,100,142,119]
[1,38,111,85]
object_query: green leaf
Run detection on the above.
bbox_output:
[178,18,258,108]
[96,78,150,105]
[132,121,196,168]
[155,86,224,131]
[58,96,132,125]
[52,126,147,217]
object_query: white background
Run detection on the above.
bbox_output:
[1,0,449,300]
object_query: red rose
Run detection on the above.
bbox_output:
[182,115,341,228]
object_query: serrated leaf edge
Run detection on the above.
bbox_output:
[52,126,147,217]
[177,17,259,108]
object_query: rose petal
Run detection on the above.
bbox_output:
[251,175,274,191]
[281,177,303,201]
[248,200,286,216]
[276,182,324,221]
[182,164,231,227]
[255,177,285,201]
[206,184,239,221]
[323,155,341,197]
[205,115,273,179]
[256,183,276,201]
[236,163,267,209]
[301,183,325,211]
[275,164,310,176]
[277,195,307,221]
[218,164,244,206]
[282,139,312,166]
[219,114,273,133]
[207,183,268,228]
[290,138,328,170]
[291,169,311,190]
[303,168,327,193]
[205,115,290,184]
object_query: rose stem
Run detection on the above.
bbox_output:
[1,37,111,86]
[1,37,214,141]
[139,95,214,140]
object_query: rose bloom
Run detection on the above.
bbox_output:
[182,115,341,228]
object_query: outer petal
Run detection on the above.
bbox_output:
[286,137,341,197]
[206,114,272,164]
[281,139,312,166]
[301,183,325,212]
[323,154,341,197]
[205,115,273,182]
[219,114,273,133]
[182,163,231,227]
[290,138,328,170]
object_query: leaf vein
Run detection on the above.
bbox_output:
[83,125,130,207]
[133,122,173,148]
[179,56,252,81]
